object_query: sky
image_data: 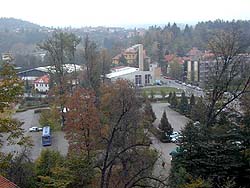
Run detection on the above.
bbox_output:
[1,0,250,28]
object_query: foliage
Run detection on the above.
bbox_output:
[6,148,36,188]
[64,87,100,157]
[35,149,72,188]
[189,94,195,112]
[178,91,189,114]
[160,89,167,99]
[66,152,96,188]
[99,80,166,188]
[39,105,61,130]
[170,91,178,108]
[158,110,173,135]
[143,100,156,128]
[190,97,207,124]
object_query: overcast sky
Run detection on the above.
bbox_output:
[1,0,250,27]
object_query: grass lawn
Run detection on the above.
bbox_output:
[142,86,182,95]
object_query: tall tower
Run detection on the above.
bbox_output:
[131,44,144,71]
[138,44,144,71]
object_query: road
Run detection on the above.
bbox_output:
[1,109,68,161]
[150,102,190,178]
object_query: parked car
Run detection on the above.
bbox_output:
[29,126,43,132]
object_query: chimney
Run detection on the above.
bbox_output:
[138,44,144,71]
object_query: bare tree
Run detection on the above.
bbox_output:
[205,28,250,126]
[98,80,168,188]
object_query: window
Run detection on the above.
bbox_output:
[145,74,151,85]
[135,75,142,86]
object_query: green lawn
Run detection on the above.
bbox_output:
[142,86,182,95]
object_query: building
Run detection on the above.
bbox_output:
[34,75,49,92]
[106,64,161,87]
[183,48,203,84]
[0,176,19,188]
[1,53,14,62]
[18,64,82,84]
[112,44,145,70]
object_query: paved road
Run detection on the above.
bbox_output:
[150,102,190,179]
[1,109,68,161]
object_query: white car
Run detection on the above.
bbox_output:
[29,127,43,132]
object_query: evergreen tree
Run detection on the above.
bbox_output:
[190,97,207,124]
[189,94,196,112]
[168,92,173,103]
[144,100,156,123]
[159,111,173,135]
[178,91,189,114]
[170,91,178,108]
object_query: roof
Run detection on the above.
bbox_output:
[106,66,139,79]
[34,75,49,84]
[0,176,19,188]
[18,64,82,75]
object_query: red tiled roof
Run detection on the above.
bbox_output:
[0,176,19,188]
[34,75,49,84]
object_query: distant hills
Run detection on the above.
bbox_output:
[0,18,42,31]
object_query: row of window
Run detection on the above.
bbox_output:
[135,74,151,85]
[35,84,49,87]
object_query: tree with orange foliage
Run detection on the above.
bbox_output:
[64,87,100,158]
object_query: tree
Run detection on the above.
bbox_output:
[159,110,173,135]
[35,149,72,188]
[39,31,80,127]
[100,48,111,83]
[205,28,250,126]
[178,91,189,114]
[64,87,100,159]
[0,62,29,174]
[143,100,156,126]
[190,97,207,124]
[170,28,250,188]
[160,89,167,100]
[83,35,101,94]
[189,94,196,112]
[168,91,173,103]
[170,91,178,108]
[168,58,183,80]
[98,80,167,188]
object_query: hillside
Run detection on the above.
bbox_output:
[0,17,41,31]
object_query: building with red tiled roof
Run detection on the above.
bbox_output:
[34,74,49,92]
[0,176,19,188]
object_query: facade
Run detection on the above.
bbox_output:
[112,44,145,70]
[106,64,161,87]
[34,75,49,92]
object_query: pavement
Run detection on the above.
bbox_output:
[1,109,68,161]
[150,102,191,179]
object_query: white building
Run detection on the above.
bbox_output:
[34,75,49,92]
[106,64,161,87]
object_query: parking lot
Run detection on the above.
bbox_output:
[1,109,68,161]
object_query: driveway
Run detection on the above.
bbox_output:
[150,102,190,178]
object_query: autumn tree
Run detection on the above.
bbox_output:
[0,62,29,174]
[98,80,167,188]
[64,87,100,158]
